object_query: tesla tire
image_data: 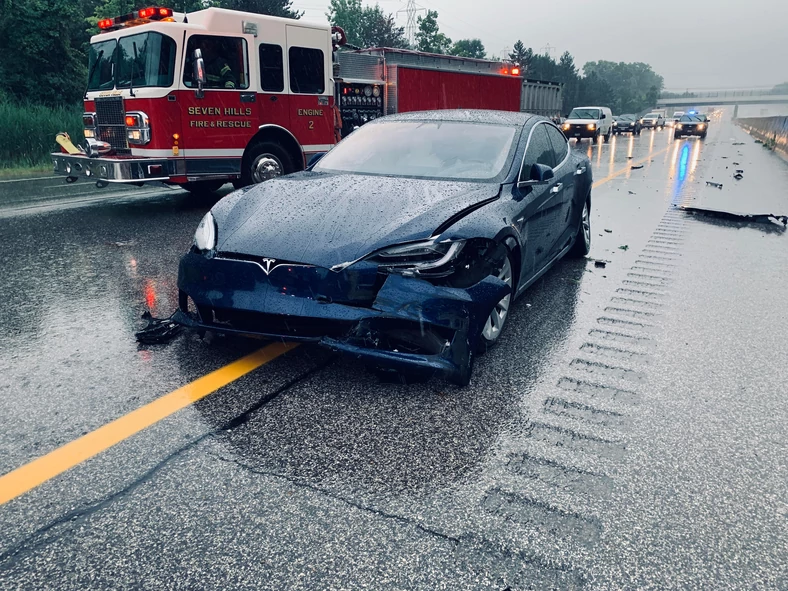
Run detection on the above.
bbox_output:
[477,252,515,354]
[569,198,591,258]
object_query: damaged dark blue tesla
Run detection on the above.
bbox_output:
[175,110,593,385]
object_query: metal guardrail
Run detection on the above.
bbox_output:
[660,89,785,99]
[737,116,788,161]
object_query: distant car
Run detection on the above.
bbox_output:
[640,112,665,129]
[674,114,708,139]
[175,110,594,386]
[613,114,641,135]
[562,106,614,142]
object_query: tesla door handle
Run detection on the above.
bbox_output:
[550,183,563,194]
[575,167,586,175]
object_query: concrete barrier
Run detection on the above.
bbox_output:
[736,117,788,162]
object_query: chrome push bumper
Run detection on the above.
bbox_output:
[51,153,180,185]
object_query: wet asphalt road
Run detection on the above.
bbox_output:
[1,111,787,590]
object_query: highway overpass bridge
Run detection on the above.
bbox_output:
[656,89,788,109]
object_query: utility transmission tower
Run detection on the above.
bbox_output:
[540,43,556,58]
[398,0,425,47]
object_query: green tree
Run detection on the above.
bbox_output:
[448,38,485,59]
[0,0,89,106]
[771,81,788,94]
[508,40,533,73]
[328,0,408,48]
[211,0,301,18]
[415,10,451,54]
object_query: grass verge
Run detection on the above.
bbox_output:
[0,101,83,169]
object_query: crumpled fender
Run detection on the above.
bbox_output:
[371,273,510,344]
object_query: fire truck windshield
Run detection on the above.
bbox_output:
[87,32,177,91]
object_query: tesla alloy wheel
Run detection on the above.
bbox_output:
[478,253,514,352]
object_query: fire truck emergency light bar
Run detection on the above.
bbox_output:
[98,6,174,30]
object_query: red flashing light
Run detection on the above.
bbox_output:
[511,67,521,76]
[138,7,156,18]
[98,18,113,29]
[125,115,137,127]
[159,7,172,17]
[502,69,509,75]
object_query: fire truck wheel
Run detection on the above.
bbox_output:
[241,142,294,186]
[180,180,224,195]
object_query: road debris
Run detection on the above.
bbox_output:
[680,206,788,228]
[706,181,723,189]
[732,141,745,145]
[108,240,135,247]
[630,164,644,170]
[604,229,612,233]
[628,191,636,195]
[594,260,607,268]
[618,245,629,251]
[135,311,182,344]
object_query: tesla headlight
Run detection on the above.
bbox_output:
[194,211,217,252]
[370,240,466,276]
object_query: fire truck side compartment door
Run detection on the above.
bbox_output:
[285,25,334,155]
[255,19,289,139]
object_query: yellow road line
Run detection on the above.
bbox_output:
[593,145,671,188]
[0,342,298,506]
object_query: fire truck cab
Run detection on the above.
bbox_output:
[54,6,338,192]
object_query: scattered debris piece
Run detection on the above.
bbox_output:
[628,190,636,195]
[626,156,633,159]
[735,169,744,174]
[630,164,644,170]
[754,139,763,144]
[721,156,728,159]
[680,206,788,227]
[706,181,723,189]
[733,162,740,165]
[525,303,532,308]
[594,260,607,269]
[732,142,745,145]
[618,245,629,251]
[604,229,612,233]
[135,311,182,344]
[108,240,135,247]
[733,174,743,180]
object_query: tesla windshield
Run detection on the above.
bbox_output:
[314,121,517,181]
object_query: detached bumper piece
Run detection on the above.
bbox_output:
[175,253,509,385]
[51,152,182,184]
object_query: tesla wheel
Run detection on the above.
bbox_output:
[477,252,514,354]
[700,133,707,140]
[604,128,611,142]
[569,198,591,258]
[239,141,295,187]
[180,180,224,195]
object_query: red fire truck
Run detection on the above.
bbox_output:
[52,6,529,193]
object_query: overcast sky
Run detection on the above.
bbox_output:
[292,0,788,90]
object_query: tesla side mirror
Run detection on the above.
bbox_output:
[307,152,326,168]
[519,163,554,187]
[193,48,206,99]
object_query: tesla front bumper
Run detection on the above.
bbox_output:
[174,253,509,382]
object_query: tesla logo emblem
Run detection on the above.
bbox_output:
[261,258,276,274]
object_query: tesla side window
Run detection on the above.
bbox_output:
[289,47,324,94]
[544,124,568,165]
[259,43,284,92]
[520,124,555,182]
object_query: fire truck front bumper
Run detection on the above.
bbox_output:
[51,153,182,184]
